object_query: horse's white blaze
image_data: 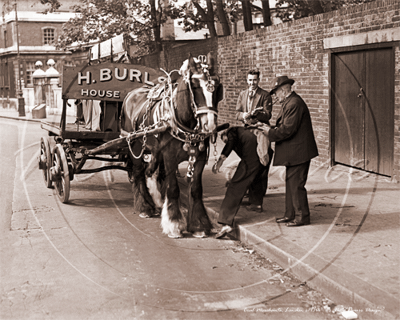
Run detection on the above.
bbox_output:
[146,174,163,208]
[198,112,216,133]
[161,197,185,236]
[199,78,214,108]
[198,78,217,132]
[207,111,216,132]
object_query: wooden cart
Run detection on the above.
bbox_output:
[38,62,165,203]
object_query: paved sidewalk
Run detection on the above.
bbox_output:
[178,133,400,319]
[2,107,399,319]
[0,107,76,124]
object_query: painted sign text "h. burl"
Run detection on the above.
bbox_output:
[77,67,165,99]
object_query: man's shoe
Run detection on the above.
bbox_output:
[246,204,263,213]
[276,217,293,223]
[215,225,233,239]
[286,221,310,227]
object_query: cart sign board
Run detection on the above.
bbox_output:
[62,63,166,101]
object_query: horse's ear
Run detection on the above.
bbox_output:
[188,53,197,71]
[207,51,216,76]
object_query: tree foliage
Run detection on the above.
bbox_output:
[39,0,61,13]
[168,0,272,36]
[168,0,242,37]
[43,0,274,54]
[52,0,167,55]
[39,0,375,55]
[276,0,375,22]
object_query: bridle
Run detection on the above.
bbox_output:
[179,68,219,130]
[170,67,219,141]
[126,66,221,179]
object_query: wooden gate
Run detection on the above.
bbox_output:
[332,47,394,177]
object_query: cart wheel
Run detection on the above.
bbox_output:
[39,136,52,188]
[52,144,70,203]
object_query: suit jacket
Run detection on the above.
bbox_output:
[268,92,318,166]
[236,87,272,125]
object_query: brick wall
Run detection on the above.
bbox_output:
[19,21,63,47]
[217,0,400,179]
[131,39,218,73]
[162,38,218,71]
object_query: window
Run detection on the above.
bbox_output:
[43,28,55,45]
[64,61,75,67]
[25,62,36,86]
[3,30,7,48]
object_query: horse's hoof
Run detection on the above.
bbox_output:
[192,231,207,238]
[153,209,161,217]
[168,232,183,239]
[139,212,152,218]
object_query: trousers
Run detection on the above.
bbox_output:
[218,129,273,227]
[284,160,311,224]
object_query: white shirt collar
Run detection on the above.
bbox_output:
[285,91,293,99]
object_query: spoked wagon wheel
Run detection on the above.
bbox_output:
[39,136,52,188]
[52,144,70,203]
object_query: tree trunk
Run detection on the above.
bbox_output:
[191,0,217,38]
[241,0,253,31]
[205,0,217,37]
[261,0,272,27]
[150,0,162,52]
[215,0,231,36]
[304,0,324,14]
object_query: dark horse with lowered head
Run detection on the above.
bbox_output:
[121,54,224,238]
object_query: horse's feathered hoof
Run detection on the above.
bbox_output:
[139,212,152,218]
[192,231,208,238]
[168,232,183,239]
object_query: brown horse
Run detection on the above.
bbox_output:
[121,54,224,238]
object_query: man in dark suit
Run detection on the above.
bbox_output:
[262,76,318,227]
[215,70,274,238]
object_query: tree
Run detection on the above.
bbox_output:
[259,0,272,27]
[276,0,375,22]
[169,0,246,38]
[241,0,253,31]
[47,0,275,55]
[52,0,167,55]
[169,0,273,37]
[215,0,231,36]
[39,0,61,13]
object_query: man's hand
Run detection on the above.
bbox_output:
[243,112,251,121]
[212,155,226,174]
[260,125,271,135]
[250,107,263,117]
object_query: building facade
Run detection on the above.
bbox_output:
[0,0,82,108]
[217,0,400,180]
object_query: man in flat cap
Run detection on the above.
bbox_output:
[214,69,274,239]
[262,76,318,227]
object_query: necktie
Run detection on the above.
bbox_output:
[247,90,255,112]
